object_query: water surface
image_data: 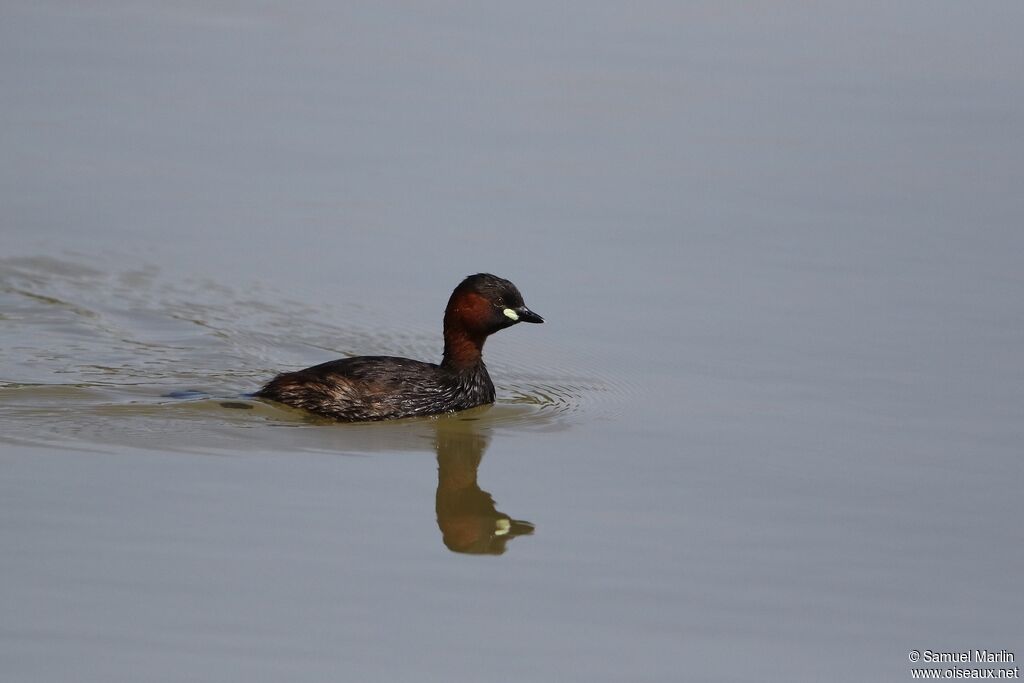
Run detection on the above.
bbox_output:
[2,3,1023,682]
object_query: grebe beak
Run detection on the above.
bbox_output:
[515,306,544,324]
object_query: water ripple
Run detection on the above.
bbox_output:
[0,256,629,451]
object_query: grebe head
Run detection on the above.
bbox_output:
[444,273,543,337]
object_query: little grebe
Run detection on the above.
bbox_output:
[255,273,543,421]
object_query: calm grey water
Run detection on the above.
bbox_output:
[3,3,1023,682]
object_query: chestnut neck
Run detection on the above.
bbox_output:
[441,324,487,371]
[441,289,494,372]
